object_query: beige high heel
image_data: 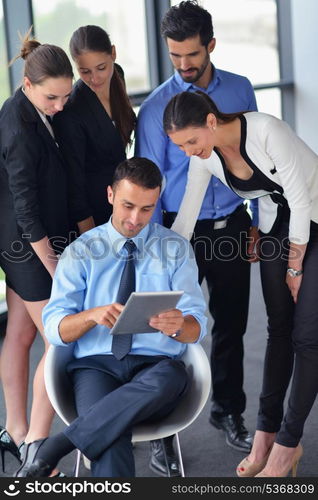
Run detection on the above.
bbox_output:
[236,447,272,477]
[255,443,303,477]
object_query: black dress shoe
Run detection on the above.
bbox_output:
[15,439,53,477]
[209,413,253,452]
[149,436,181,477]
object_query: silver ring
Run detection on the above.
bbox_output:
[170,333,177,338]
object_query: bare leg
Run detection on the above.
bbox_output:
[22,298,55,444]
[247,430,276,463]
[1,286,37,445]
[256,442,303,477]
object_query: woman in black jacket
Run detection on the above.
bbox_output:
[53,25,136,234]
[0,31,73,473]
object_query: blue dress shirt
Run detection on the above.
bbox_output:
[43,220,207,359]
[135,65,258,225]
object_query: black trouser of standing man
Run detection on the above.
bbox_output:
[154,204,253,460]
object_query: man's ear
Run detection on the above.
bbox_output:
[107,185,114,205]
[207,38,216,55]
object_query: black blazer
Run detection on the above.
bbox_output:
[0,88,70,255]
[53,80,126,227]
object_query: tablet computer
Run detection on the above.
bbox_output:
[110,291,184,335]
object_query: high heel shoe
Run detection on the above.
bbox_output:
[236,446,273,477]
[16,440,65,478]
[0,426,22,472]
[15,439,54,478]
[18,441,25,461]
[255,443,303,477]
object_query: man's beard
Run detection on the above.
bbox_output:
[178,53,210,84]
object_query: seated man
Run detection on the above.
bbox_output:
[16,157,207,478]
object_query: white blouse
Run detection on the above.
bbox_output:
[172,112,318,244]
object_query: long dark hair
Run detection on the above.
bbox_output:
[11,27,73,84]
[163,91,243,133]
[70,25,136,147]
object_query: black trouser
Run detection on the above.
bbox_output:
[64,354,188,477]
[164,206,251,415]
[257,221,318,446]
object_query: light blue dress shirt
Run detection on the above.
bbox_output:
[43,220,207,359]
[135,65,258,225]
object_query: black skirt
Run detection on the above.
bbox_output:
[0,250,52,302]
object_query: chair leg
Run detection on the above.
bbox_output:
[174,433,185,477]
[83,455,91,470]
[73,449,81,477]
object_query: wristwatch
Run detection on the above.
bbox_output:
[170,330,181,338]
[286,268,303,277]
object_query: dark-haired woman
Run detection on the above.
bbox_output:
[53,25,136,233]
[163,90,318,477]
[0,32,73,473]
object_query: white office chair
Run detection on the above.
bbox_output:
[44,342,211,477]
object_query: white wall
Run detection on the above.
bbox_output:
[291,0,318,152]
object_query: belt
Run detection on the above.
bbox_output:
[163,203,247,230]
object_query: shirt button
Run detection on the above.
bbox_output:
[214,183,218,187]
[216,205,220,209]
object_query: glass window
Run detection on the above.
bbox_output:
[0,1,10,107]
[32,0,150,93]
[202,0,279,85]
[255,87,281,118]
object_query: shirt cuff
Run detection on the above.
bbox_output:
[191,314,207,343]
[44,313,70,346]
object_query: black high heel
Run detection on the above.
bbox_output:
[15,438,54,477]
[15,440,66,478]
[18,441,26,461]
[0,426,22,472]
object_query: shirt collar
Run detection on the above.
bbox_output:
[174,63,221,93]
[106,218,150,256]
